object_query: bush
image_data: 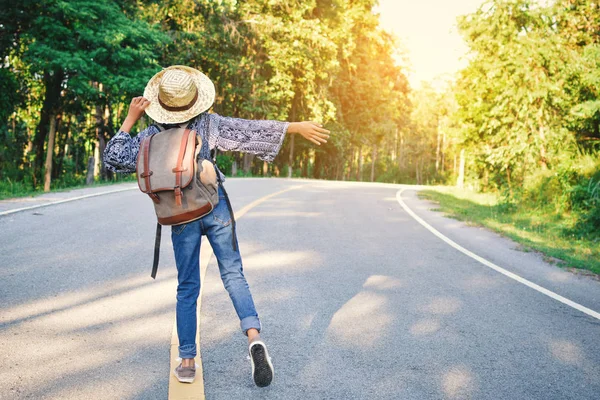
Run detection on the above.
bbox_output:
[491,152,600,241]
[569,177,600,239]
[216,154,234,176]
[0,178,40,199]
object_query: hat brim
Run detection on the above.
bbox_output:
[143,65,215,124]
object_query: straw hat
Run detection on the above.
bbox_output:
[143,65,215,124]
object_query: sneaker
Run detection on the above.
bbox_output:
[249,340,274,387]
[174,363,196,383]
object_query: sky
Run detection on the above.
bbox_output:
[376,0,487,89]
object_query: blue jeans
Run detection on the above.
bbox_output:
[171,187,261,359]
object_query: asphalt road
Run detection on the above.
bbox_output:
[1,178,599,399]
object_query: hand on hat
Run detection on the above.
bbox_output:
[120,97,151,133]
[127,97,152,121]
[288,121,330,146]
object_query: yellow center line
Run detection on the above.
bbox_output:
[168,185,304,400]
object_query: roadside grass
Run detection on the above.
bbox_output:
[0,174,137,200]
[419,187,600,276]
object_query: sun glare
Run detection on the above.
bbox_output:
[376,0,487,89]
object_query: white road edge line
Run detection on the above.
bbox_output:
[0,186,138,217]
[396,188,600,321]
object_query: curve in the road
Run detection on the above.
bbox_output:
[396,188,600,321]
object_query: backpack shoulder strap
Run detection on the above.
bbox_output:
[151,222,161,279]
[138,133,157,196]
[154,123,167,132]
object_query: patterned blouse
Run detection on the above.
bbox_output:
[103,112,289,178]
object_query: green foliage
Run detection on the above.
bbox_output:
[421,188,600,274]
[0,69,23,125]
[4,0,598,261]
[18,0,168,94]
[0,0,169,186]
[215,154,234,176]
[567,176,600,239]
[1,0,415,191]
[445,0,600,251]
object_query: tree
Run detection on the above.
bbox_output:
[1,0,168,189]
[456,0,580,191]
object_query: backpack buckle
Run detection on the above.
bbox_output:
[174,185,183,206]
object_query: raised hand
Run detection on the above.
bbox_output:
[120,97,152,133]
[127,97,152,121]
[288,121,331,146]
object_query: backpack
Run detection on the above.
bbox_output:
[136,123,220,278]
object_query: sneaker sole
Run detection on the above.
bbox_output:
[173,369,195,383]
[250,341,274,387]
[174,374,194,384]
[173,363,198,384]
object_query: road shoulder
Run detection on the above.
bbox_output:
[0,183,138,215]
[399,188,600,319]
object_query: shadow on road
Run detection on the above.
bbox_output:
[199,185,600,400]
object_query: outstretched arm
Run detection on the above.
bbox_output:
[287,121,330,146]
[208,114,330,162]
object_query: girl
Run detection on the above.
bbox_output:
[103,65,329,387]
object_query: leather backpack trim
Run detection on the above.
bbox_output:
[137,133,156,194]
[157,202,213,225]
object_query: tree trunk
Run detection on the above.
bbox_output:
[287,92,300,178]
[26,98,33,166]
[62,116,72,156]
[98,135,108,178]
[33,70,64,187]
[370,145,377,182]
[393,127,398,162]
[52,115,71,179]
[102,95,113,180]
[243,153,254,175]
[52,115,64,180]
[457,149,465,188]
[301,153,309,177]
[93,141,101,177]
[350,146,356,179]
[86,157,95,185]
[453,153,457,177]
[441,131,446,173]
[415,158,420,185]
[357,146,363,181]
[44,115,58,192]
[232,160,238,176]
[313,152,322,180]
[287,134,295,178]
[94,82,109,180]
[398,130,405,171]
[435,128,441,173]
